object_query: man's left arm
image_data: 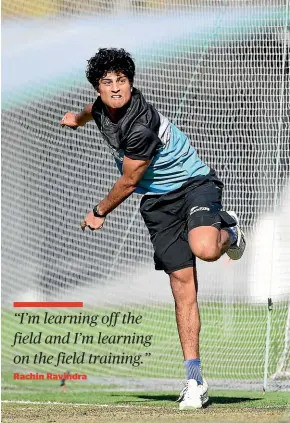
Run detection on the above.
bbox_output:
[81,156,151,231]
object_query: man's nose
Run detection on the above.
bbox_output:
[111,83,120,92]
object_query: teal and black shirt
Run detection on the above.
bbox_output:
[92,88,210,194]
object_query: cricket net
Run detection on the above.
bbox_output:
[2,0,290,390]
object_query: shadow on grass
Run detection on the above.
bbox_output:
[131,394,262,405]
[209,396,261,405]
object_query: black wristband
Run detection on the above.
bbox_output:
[93,205,106,218]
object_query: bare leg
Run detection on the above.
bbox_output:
[170,267,200,359]
[189,226,231,262]
[171,228,230,358]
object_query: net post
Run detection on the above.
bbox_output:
[263,297,273,391]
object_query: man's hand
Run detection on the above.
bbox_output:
[60,104,93,129]
[81,156,151,232]
[60,112,79,129]
[81,211,105,232]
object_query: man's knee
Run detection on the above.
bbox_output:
[170,268,195,286]
[170,268,198,303]
[189,227,222,262]
[191,242,221,262]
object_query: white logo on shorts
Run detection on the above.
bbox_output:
[190,206,210,215]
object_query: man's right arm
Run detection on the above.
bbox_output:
[60,103,94,129]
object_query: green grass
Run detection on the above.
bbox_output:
[2,302,289,386]
[2,387,290,409]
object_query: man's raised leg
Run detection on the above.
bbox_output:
[188,226,232,262]
[188,212,246,262]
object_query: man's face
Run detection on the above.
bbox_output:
[97,72,132,110]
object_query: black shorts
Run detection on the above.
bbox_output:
[140,171,235,274]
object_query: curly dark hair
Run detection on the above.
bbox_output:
[86,48,135,89]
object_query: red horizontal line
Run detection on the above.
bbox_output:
[13,302,83,308]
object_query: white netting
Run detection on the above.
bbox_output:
[2,0,290,390]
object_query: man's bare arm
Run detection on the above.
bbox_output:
[97,156,151,215]
[60,103,94,128]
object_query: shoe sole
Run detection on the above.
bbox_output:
[179,404,202,410]
[226,211,246,260]
[227,227,246,260]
